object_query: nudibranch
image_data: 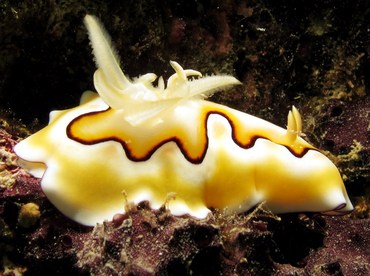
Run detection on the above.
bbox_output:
[14,15,353,226]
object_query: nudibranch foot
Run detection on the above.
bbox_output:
[13,15,352,226]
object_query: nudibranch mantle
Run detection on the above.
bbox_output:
[14,15,353,226]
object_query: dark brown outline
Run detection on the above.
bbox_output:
[66,108,315,164]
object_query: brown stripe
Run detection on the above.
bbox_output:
[67,108,315,164]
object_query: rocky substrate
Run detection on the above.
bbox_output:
[1,127,369,275]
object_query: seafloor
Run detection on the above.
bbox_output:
[0,0,369,275]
